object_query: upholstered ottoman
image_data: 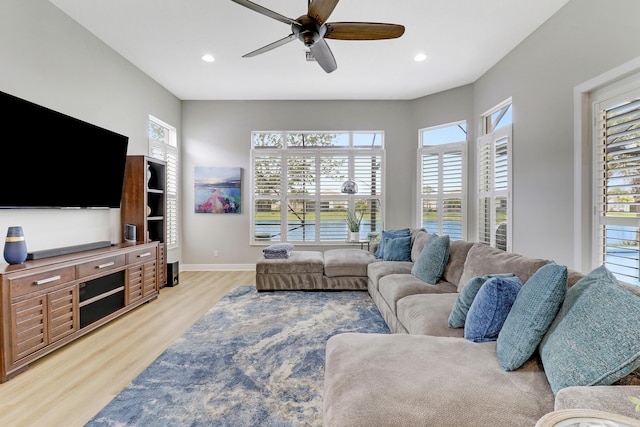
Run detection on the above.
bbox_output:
[322,248,379,290]
[256,251,324,291]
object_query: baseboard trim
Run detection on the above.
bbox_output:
[181,263,256,271]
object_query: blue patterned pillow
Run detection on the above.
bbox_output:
[497,262,567,371]
[382,236,412,261]
[410,234,450,284]
[464,276,522,343]
[448,273,515,328]
[374,228,410,259]
[539,265,640,395]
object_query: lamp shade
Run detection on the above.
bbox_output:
[341,179,358,194]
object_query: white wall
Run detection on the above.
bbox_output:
[473,0,640,267]
[0,0,181,259]
[181,100,418,267]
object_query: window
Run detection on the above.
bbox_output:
[251,131,384,245]
[592,86,640,286]
[478,100,512,251]
[418,122,467,240]
[148,116,178,249]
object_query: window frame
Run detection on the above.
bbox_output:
[251,131,385,245]
[590,79,640,286]
[148,115,179,250]
[477,99,513,251]
[417,121,467,240]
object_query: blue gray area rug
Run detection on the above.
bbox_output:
[86,286,389,426]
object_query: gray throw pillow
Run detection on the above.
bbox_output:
[497,262,567,371]
[410,234,450,284]
[539,265,640,395]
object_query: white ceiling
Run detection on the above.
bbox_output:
[47,0,570,101]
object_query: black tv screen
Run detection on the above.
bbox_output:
[0,90,129,208]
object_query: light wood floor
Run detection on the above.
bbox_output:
[0,270,254,427]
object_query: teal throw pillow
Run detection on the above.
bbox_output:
[382,236,412,261]
[497,262,567,371]
[411,234,450,284]
[539,265,640,395]
[448,273,515,328]
[464,276,523,343]
[374,228,410,259]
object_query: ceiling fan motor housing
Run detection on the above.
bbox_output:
[293,15,326,47]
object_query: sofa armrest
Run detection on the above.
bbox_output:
[554,385,640,420]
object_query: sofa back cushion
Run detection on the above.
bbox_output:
[457,244,548,292]
[441,240,477,288]
[410,229,431,262]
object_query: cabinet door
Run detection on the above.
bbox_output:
[48,285,79,343]
[143,260,158,296]
[11,295,48,362]
[126,264,144,305]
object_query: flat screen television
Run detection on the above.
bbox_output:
[0,90,129,208]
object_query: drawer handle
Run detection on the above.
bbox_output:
[34,275,61,285]
[97,261,115,269]
[138,252,152,258]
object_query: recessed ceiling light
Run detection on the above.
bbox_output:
[414,53,427,62]
[202,54,215,63]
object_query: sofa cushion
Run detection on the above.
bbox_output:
[397,293,463,337]
[324,248,377,277]
[379,273,457,315]
[441,240,477,289]
[410,229,431,262]
[382,235,412,261]
[539,265,640,395]
[374,228,410,259]
[464,276,522,343]
[324,333,554,427]
[367,261,413,292]
[448,273,514,328]
[411,234,450,284]
[497,262,567,371]
[458,244,548,292]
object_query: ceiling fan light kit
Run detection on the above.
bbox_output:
[230,0,405,73]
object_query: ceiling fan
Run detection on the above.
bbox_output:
[230,0,405,73]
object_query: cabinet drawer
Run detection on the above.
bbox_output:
[77,255,126,279]
[126,247,156,264]
[10,267,76,298]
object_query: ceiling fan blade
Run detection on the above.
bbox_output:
[308,0,339,25]
[230,0,300,26]
[242,34,297,57]
[309,38,337,73]
[325,22,405,40]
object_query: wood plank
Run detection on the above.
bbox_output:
[0,270,254,427]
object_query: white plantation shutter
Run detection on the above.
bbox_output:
[148,116,178,249]
[419,144,465,239]
[594,90,640,285]
[251,132,384,244]
[253,153,284,242]
[477,124,512,250]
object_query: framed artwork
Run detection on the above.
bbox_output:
[194,167,241,213]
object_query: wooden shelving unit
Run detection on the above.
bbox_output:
[121,155,167,287]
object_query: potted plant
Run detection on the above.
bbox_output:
[346,208,364,242]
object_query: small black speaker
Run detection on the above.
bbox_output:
[167,261,179,287]
[124,224,137,242]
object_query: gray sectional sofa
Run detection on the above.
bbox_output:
[320,228,640,426]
